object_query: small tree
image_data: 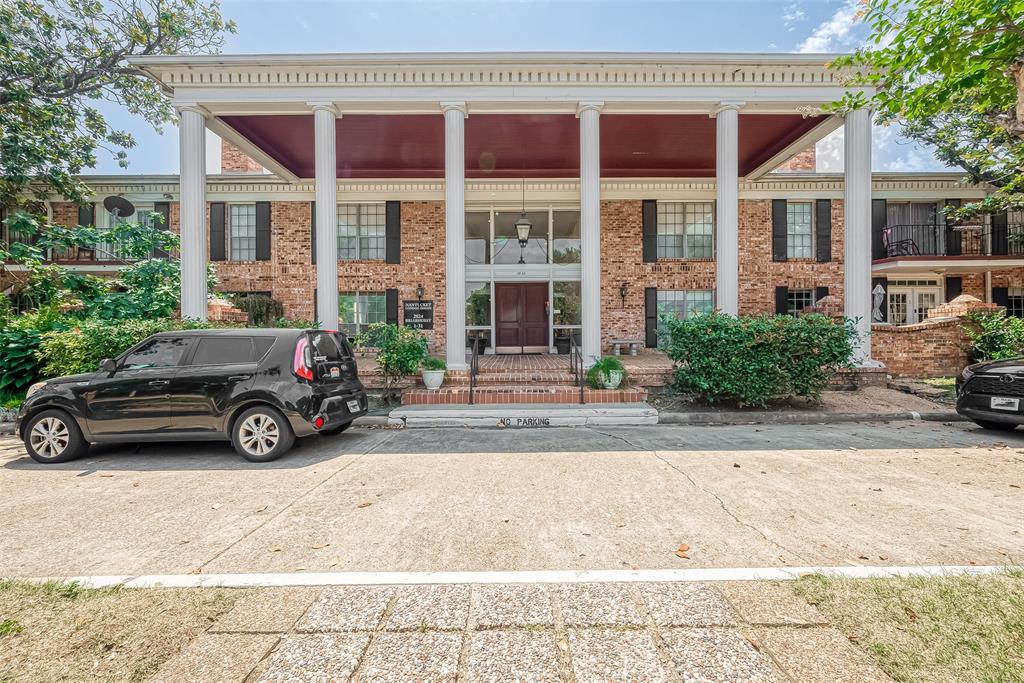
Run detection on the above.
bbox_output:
[355,323,428,404]
[830,0,1024,219]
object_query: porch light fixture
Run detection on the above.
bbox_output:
[515,178,532,264]
[619,282,629,307]
[416,284,425,300]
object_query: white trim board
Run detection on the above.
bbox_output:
[19,565,1016,589]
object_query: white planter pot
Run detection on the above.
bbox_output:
[421,369,445,390]
[603,370,623,390]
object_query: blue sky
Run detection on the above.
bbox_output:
[95,0,948,175]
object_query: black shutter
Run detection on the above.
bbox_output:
[771,199,787,262]
[993,286,1010,308]
[313,288,318,324]
[153,202,170,258]
[992,211,1009,256]
[945,276,962,302]
[871,277,888,323]
[255,201,271,261]
[77,203,95,227]
[814,286,829,302]
[210,202,226,261]
[815,199,832,263]
[775,286,789,315]
[385,288,399,325]
[310,202,317,264]
[385,201,401,264]
[944,199,961,256]
[642,200,658,263]
[644,287,658,348]
[871,198,887,260]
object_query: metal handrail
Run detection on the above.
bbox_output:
[879,223,1024,258]
[568,331,585,405]
[468,332,481,405]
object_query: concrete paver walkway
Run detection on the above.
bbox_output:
[152,580,889,682]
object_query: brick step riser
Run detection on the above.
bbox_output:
[402,388,648,405]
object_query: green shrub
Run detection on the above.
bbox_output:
[660,312,855,406]
[355,323,427,402]
[38,318,213,378]
[421,356,447,371]
[274,316,317,329]
[585,356,627,389]
[0,328,43,394]
[229,294,284,327]
[962,311,1024,362]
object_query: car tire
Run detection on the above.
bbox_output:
[972,419,1019,431]
[23,409,88,464]
[231,406,295,462]
[319,422,352,436]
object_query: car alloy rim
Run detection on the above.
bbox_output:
[239,414,279,456]
[30,417,69,459]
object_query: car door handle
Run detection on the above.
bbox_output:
[148,380,170,386]
[228,374,252,381]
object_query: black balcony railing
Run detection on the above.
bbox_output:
[874,223,1024,259]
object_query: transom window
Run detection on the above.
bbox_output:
[656,290,715,334]
[339,291,386,337]
[337,204,385,260]
[229,203,257,261]
[657,202,714,259]
[787,288,815,315]
[786,202,814,259]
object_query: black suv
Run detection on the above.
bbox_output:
[956,358,1024,431]
[17,328,367,464]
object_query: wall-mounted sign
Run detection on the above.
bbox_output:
[403,300,434,330]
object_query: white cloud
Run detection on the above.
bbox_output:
[783,2,806,33]
[797,0,864,53]
[814,125,952,173]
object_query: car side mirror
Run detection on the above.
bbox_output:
[99,358,117,374]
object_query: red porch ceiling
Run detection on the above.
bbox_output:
[219,113,822,179]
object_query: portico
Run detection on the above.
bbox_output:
[131,52,875,367]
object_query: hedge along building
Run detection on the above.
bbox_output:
[5,52,1013,371]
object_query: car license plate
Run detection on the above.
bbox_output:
[347,399,361,412]
[990,396,1019,411]
[329,367,340,378]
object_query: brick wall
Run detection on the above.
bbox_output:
[872,319,970,377]
[775,147,816,172]
[738,199,845,314]
[221,141,264,174]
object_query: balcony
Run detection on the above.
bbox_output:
[873,223,1024,270]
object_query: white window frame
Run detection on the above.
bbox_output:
[656,201,715,260]
[786,201,814,260]
[337,203,386,261]
[95,202,155,262]
[228,202,258,262]
[338,291,387,337]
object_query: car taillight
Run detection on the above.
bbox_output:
[293,336,314,381]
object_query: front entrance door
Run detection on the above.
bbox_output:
[495,283,548,353]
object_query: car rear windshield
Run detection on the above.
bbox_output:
[308,331,351,363]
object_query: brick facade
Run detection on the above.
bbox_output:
[738,199,845,315]
[775,147,817,172]
[220,141,264,174]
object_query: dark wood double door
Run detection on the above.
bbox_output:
[495,282,548,354]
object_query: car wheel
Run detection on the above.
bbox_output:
[232,406,295,462]
[319,422,352,436]
[23,409,88,464]
[972,419,1019,431]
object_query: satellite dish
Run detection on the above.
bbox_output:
[102,195,135,218]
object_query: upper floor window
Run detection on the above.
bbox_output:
[886,202,939,226]
[786,202,813,259]
[657,202,713,259]
[338,204,385,260]
[94,202,155,262]
[229,203,257,261]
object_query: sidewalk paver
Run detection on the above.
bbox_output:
[148,580,893,682]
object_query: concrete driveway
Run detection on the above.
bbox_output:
[0,421,1021,577]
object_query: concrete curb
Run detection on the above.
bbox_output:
[657,410,964,425]
[0,422,14,436]
[351,415,394,427]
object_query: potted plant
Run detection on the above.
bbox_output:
[421,356,447,390]
[585,356,627,390]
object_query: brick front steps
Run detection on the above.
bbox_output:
[402,385,648,405]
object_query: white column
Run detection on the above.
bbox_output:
[843,108,876,364]
[713,102,742,316]
[178,106,208,321]
[311,102,340,331]
[578,101,603,365]
[442,102,468,370]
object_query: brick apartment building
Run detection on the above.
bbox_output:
[3,52,1020,370]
